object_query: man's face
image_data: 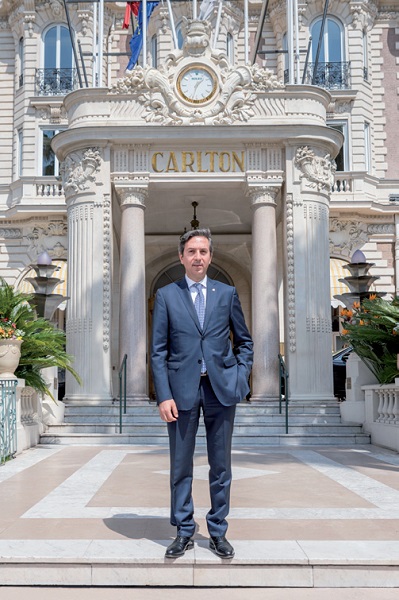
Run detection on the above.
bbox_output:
[179,236,212,282]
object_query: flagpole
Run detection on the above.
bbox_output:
[193,0,197,19]
[213,0,223,49]
[244,0,249,64]
[166,0,178,49]
[92,1,97,86]
[293,0,300,83]
[143,0,147,67]
[98,0,104,86]
[287,0,294,84]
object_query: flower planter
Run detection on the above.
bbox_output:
[0,339,23,379]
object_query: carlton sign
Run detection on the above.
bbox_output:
[151,150,245,173]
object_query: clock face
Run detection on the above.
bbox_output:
[177,66,217,104]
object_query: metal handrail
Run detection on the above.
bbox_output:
[118,354,127,434]
[278,354,289,434]
[0,380,18,465]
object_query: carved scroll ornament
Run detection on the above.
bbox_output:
[61,148,102,197]
[295,146,336,192]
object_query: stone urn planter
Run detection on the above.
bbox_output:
[0,339,22,379]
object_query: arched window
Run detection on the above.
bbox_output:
[309,17,348,89]
[226,32,234,65]
[39,25,74,95]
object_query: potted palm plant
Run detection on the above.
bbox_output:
[0,278,80,397]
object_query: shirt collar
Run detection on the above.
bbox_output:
[185,275,207,289]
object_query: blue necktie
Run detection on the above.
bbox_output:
[193,283,206,372]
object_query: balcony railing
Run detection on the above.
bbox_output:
[35,68,78,96]
[304,61,351,90]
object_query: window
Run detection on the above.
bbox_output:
[18,37,24,88]
[362,29,368,81]
[364,121,371,173]
[309,17,348,89]
[41,130,60,176]
[328,121,349,171]
[226,32,234,65]
[17,129,23,178]
[151,34,158,68]
[39,25,74,95]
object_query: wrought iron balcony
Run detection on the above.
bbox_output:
[35,68,78,96]
[304,61,351,90]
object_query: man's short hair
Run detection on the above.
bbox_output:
[179,228,213,256]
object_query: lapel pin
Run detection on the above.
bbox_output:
[212,288,216,291]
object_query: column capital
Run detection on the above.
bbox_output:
[247,184,281,208]
[116,186,148,210]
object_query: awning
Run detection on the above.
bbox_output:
[18,260,67,308]
[330,258,350,308]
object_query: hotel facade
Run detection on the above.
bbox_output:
[0,0,398,407]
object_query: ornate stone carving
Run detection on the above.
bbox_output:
[110,19,283,126]
[286,193,296,353]
[350,0,378,29]
[295,146,336,192]
[61,148,102,198]
[102,193,111,351]
[77,10,90,36]
[49,0,63,18]
[329,218,369,259]
[24,220,68,260]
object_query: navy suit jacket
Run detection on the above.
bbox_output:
[151,278,253,410]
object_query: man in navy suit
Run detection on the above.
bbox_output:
[151,228,253,559]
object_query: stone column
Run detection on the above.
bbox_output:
[248,184,281,402]
[117,186,148,401]
[63,147,112,401]
[284,145,336,402]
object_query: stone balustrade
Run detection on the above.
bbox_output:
[363,382,399,452]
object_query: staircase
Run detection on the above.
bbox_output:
[40,399,370,446]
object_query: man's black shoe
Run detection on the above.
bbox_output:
[209,536,235,558]
[165,536,194,558]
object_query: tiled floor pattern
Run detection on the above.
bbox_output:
[0,444,399,588]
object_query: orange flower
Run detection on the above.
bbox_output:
[353,301,360,309]
[341,329,349,335]
[359,320,365,325]
[369,293,377,300]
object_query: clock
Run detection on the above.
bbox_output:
[177,65,218,104]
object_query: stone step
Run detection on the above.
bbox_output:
[0,539,397,588]
[40,431,371,446]
[63,402,341,416]
[63,413,343,425]
[47,422,365,435]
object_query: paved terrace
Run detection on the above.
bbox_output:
[0,443,399,593]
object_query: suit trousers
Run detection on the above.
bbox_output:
[167,375,236,538]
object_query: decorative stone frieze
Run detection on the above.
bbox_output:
[0,228,22,239]
[285,193,296,353]
[368,223,395,235]
[102,193,111,351]
[61,148,102,198]
[329,218,369,258]
[295,146,336,192]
